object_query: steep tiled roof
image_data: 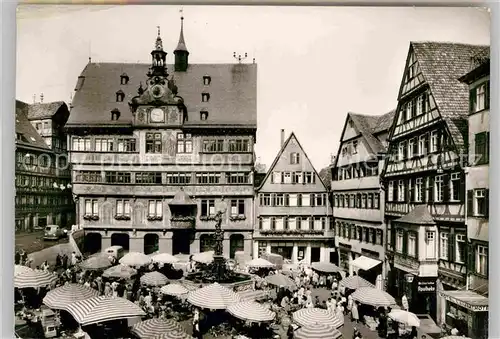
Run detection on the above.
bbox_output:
[348,109,395,154]
[16,101,50,150]
[396,205,435,225]
[319,164,333,190]
[410,42,489,152]
[26,101,66,120]
[67,62,257,127]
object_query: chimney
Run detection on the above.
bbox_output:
[280,129,285,147]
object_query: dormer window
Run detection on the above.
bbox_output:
[120,73,129,85]
[202,93,210,102]
[116,90,125,102]
[203,76,211,86]
[111,108,121,121]
[200,111,209,121]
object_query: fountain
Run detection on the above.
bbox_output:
[183,199,253,290]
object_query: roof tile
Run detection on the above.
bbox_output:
[16,100,50,150]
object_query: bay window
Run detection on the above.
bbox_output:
[455,234,466,263]
[476,245,488,275]
[425,231,436,259]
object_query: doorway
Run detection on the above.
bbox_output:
[172,230,191,255]
[311,247,321,263]
[84,232,102,254]
[144,233,159,255]
[111,233,130,251]
[229,234,244,259]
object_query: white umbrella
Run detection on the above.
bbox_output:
[388,309,420,327]
[102,265,137,279]
[160,283,189,297]
[192,251,215,264]
[14,265,33,277]
[151,253,179,265]
[187,282,240,309]
[246,258,275,268]
[119,252,151,267]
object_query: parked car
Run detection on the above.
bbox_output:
[103,245,125,260]
[43,225,65,241]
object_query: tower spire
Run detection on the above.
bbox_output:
[175,11,188,52]
[174,10,189,72]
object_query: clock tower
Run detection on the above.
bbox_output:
[129,27,187,126]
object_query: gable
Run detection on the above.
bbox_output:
[259,133,327,193]
[336,136,373,167]
[342,117,361,141]
[399,49,425,98]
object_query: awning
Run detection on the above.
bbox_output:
[352,256,381,271]
[439,289,488,312]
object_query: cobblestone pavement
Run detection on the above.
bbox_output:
[15,230,68,254]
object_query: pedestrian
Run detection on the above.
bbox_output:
[71,252,78,266]
[287,324,294,339]
[20,249,26,264]
[347,293,353,315]
[409,326,418,339]
[351,301,359,323]
[55,253,62,268]
[62,254,68,269]
[15,250,20,265]
[377,310,388,338]
[331,278,338,291]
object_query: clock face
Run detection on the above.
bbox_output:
[151,85,165,99]
[150,108,164,123]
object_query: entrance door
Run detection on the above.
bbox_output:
[172,230,191,255]
[84,232,102,254]
[229,234,244,259]
[111,233,130,251]
[144,233,159,255]
[330,251,338,265]
[311,247,321,263]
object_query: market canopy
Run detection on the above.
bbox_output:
[351,256,381,271]
[311,262,342,273]
[265,273,297,289]
[14,269,58,289]
[151,253,179,265]
[66,296,146,326]
[140,271,169,286]
[439,289,488,312]
[187,282,241,310]
[351,287,396,307]
[227,301,276,322]
[294,324,342,339]
[246,258,275,268]
[119,252,152,267]
[103,265,137,279]
[43,284,99,311]
[339,275,375,290]
[292,308,344,328]
[130,318,187,339]
[79,254,113,270]
[192,251,215,264]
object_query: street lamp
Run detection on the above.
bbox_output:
[405,273,415,283]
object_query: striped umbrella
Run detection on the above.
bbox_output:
[14,269,58,289]
[160,283,189,297]
[294,324,342,339]
[192,251,215,264]
[292,308,344,328]
[14,265,33,277]
[154,328,194,339]
[388,309,420,327]
[140,272,169,286]
[339,275,375,290]
[79,254,113,270]
[151,253,179,265]
[66,296,146,326]
[246,258,275,268]
[311,262,342,273]
[103,265,137,279]
[440,337,472,339]
[227,301,275,322]
[351,287,396,307]
[43,284,99,310]
[130,318,185,339]
[265,273,297,289]
[119,252,151,267]
[187,282,241,310]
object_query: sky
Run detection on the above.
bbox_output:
[16,5,490,170]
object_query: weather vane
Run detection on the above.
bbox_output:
[157,25,160,36]
[233,52,248,64]
[180,7,184,19]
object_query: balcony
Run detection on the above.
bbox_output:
[385,202,464,222]
[170,216,195,229]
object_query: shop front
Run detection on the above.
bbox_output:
[351,253,382,285]
[439,289,488,339]
[256,239,333,264]
[338,243,352,272]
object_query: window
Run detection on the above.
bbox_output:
[226,172,249,184]
[146,133,162,153]
[398,180,405,202]
[474,132,490,165]
[203,140,224,152]
[228,139,250,152]
[376,230,383,245]
[105,172,132,184]
[408,233,416,257]
[75,171,102,183]
[272,172,282,184]
[95,138,114,152]
[361,194,367,208]
[418,134,427,156]
[274,194,285,206]
[416,96,423,115]
[290,152,300,164]
[408,138,417,158]
[374,193,380,209]
[430,130,439,153]
[148,200,162,217]
[388,181,394,202]
[260,194,271,206]
[293,172,303,184]
[450,173,460,201]
[84,199,99,216]
[367,193,373,209]
[230,200,245,217]
[196,172,221,184]
[440,233,449,260]
[166,173,191,184]
[304,172,315,184]
[283,172,292,184]
[425,231,436,259]
[116,200,130,216]
[471,82,487,113]
[398,142,405,161]
[177,133,193,153]
[477,245,488,275]
[35,123,42,130]
[200,199,215,217]
[434,175,444,202]
[455,234,466,263]
[289,194,298,207]
[352,140,358,154]
[135,172,162,184]
[315,194,326,207]
[201,93,210,102]
[116,90,125,102]
[117,138,136,152]
[474,189,487,216]
[72,137,91,151]
[396,230,404,253]
[203,75,211,85]
[415,178,423,202]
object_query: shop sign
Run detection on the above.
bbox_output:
[417,279,436,293]
[439,292,489,312]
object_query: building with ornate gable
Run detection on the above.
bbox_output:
[253,130,334,264]
[382,42,488,320]
[330,110,394,286]
[66,19,257,257]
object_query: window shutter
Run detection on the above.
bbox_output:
[414,232,419,258]
[448,233,455,262]
[402,230,408,254]
[285,194,290,206]
[271,173,274,184]
[297,194,302,206]
[281,172,284,183]
[486,81,490,109]
[407,179,413,202]
[470,87,477,113]
[467,190,474,216]
[459,176,465,202]
[259,194,263,206]
[292,172,296,184]
[486,132,490,164]
[271,194,276,207]
[312,174,316,184]
[259,218,263,229]
[442,174,450,202]
[310,194,315,207]
[392,184,397,203]
[467,243,474,273]
[485,189,489,217]
[428,177,434,202]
